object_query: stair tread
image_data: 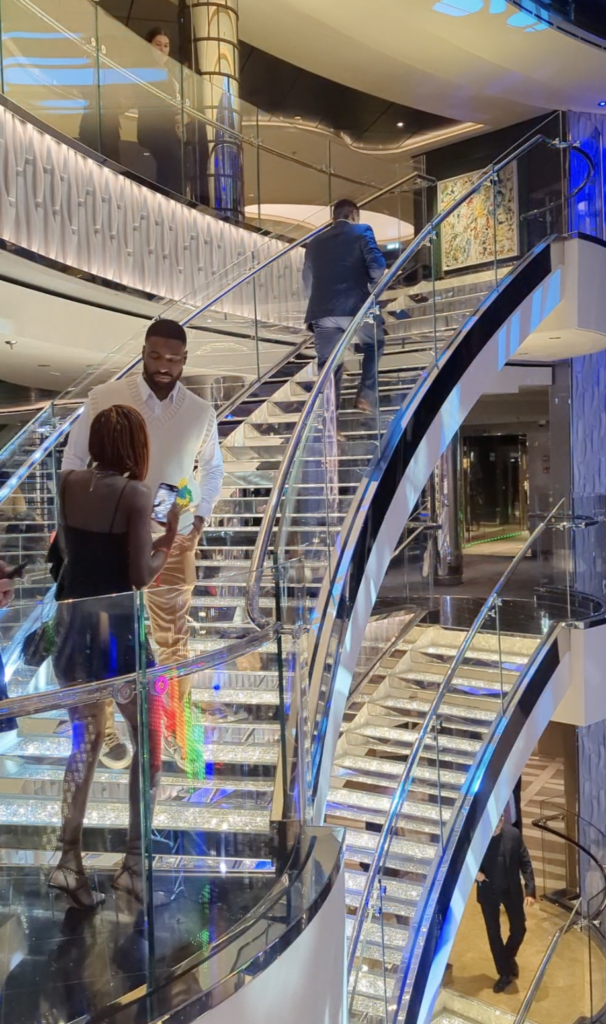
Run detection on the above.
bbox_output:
[0,796,271,832]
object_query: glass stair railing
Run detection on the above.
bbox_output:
[0,0,417,219]
[342,502,605,1023]
[441,805,606,1024]
[244,128,594,635]
[0,126,596,1020]
[0,580,341,1020]
[0,169,433,615]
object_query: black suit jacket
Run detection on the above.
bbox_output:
[477,823,536,904]
[303,220,386,323]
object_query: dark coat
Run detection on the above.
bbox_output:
[477,822,536,905]
[303,220,386,323]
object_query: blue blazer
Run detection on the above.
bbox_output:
[303,220,386,323]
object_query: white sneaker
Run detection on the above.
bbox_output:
[99,730,132,770]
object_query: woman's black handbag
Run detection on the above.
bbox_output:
[21,535,66,668]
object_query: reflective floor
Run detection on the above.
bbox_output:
[0,864,275,1024]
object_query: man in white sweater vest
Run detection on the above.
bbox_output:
[63,319,224,769]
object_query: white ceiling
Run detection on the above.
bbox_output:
[239,0,606,130]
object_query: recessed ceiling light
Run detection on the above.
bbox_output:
[293,115,302,121]
[397,121,405,128]
[49,371,61,376]
[599,101,606,108]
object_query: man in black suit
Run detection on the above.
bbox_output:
[476,815,536,993]
[303,198,386,413]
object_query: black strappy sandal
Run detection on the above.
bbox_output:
[48,865,106,910]
[112,863,171,907]
[111,863,143,903]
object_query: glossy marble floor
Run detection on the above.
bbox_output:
[447,896,606,1024]
[0,863,274,1024]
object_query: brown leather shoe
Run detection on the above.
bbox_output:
[355,395,375,415]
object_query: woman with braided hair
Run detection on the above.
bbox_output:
[49,404,178,909]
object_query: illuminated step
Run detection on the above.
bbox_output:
[345,916,407,964]
[6,735,279,765]
[327,788,450,827]
[347,723,482,757]
[0,796,271,833]
[345,870,422,913]
[333,754,467,790]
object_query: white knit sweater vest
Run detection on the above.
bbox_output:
[88,376,214,531]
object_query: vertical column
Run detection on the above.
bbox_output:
[188,0,244,220]
[569,349,606,889]
[433,435,463,587]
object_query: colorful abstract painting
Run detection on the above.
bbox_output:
[438,164,518,271]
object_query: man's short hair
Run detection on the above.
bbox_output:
[145,319,187,345]
[332,198,359,222]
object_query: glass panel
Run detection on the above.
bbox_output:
[345,500,602,1020]
[95,6,185,191]
[0,584,303,1013]
[0,0,99,147]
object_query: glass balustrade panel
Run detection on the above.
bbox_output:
[0,0,99,147]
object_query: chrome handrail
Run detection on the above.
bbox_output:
[513,899,581,1024]
[0,169,429,507]
[532,810,606,921]
[0,618,279,720]
[245,134,594,628]
[2,1,421,196]
[346,497,565,986]
[347,606,429,707]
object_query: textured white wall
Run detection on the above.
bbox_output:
[0,103,305,319]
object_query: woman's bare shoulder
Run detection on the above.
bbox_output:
[124,479,152,509]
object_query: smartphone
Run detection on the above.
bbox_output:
[5,560,28,580]
[153,482,179,524]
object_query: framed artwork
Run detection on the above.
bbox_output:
[438,163,519,271]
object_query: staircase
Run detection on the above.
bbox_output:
[326,620,541,1020]
[0,272,497,851]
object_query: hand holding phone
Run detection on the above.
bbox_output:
[3,560,28,580]
[153,482,179,524]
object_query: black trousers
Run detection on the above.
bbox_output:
[479,887,526,977]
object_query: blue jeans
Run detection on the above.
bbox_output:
[312,315,385,409]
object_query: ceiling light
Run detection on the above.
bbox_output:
[397,121,404,128]
[293,115,302,121]
[599,101,606,108]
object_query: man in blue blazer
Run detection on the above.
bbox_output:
[303,198,386,413]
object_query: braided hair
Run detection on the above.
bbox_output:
[89,405,149,481]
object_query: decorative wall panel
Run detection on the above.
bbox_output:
[570,349,606,842]
[438,164,518,271]
[0,103,305,319]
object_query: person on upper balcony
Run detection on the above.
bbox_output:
[137,27,184,196]
[303,198,386,417]
[62,319,224,774]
